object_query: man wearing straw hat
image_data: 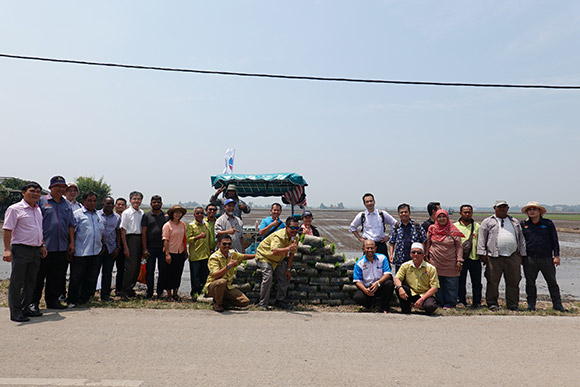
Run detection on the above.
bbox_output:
[520,201,566,312]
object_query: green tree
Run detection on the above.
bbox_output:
[1,177,28,190]
[75,176,112,209]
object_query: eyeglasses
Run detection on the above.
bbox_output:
[289,226,300,231]
[410,251,424,255]
[207,208,217,212]
[221,242,232,246]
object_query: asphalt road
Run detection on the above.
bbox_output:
[1,308,579,386]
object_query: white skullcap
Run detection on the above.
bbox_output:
[411,242,424,252]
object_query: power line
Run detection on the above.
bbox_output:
[1,53,579,90]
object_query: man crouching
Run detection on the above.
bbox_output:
[353,240,395,313]
[394,242,439,315]
[204,234,255,312]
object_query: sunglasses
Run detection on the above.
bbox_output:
[289,226,300,231]
[221,242,232,246]
[410,251,424,255]
[207,208,217,211]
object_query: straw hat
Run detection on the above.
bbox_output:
[167,204,187,219]
[521,201,546,215]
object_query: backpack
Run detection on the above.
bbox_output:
[360,211,386,233]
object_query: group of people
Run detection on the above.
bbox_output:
[349,193,567,315]
[3,178,566,322]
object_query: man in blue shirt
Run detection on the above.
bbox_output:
[353,240,395,313]
[258,203,285,240]
[31,175,75,311]
[68,191,105,307]
[388,203,427,273]
[97,196,121,301]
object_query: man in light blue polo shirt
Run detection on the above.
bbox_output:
[353,240,395,313]
[67,191,105,307]
[258,203,285,240]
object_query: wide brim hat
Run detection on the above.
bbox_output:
[167,205,187,218]
[521,201,546,215]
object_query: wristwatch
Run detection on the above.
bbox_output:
[226,264,231,270]
[395,285,401,291]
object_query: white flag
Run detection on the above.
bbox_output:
[223,148,235,174]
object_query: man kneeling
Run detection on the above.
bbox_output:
[353,240,395,313]
[204,234,255,312]
[394,243,439,315]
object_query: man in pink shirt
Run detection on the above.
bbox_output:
[2,182,47,322]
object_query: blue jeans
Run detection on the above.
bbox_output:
[436,275,459,308]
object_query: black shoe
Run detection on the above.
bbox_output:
[488,304,498,311]
[47,302,68,310]
[527,305,536,311]
[101,297,113,302]
[274,300,292,310]
[554,305,568,312]
[509,306,521,312]
[28,303,41,314]
[11,313,30,322]
[23,307,43,317]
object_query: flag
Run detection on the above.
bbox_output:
[223,148,235,174]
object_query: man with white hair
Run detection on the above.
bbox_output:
[520,201,566,312]
[394,242,439,315]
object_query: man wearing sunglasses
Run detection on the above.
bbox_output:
[255,217,299,310]
[204,234,255,312]
[477,200,527,311]
[394,243,439,315]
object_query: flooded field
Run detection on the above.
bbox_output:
[2,208,579,300]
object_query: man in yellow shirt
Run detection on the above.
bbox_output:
[394,242,439,315]
[204,234,255,312]
[186,206,211,300]
[453,204,482,308]
[255,216,299,310]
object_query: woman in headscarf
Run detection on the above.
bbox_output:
[162,205,188,301]
[425,209,464,309]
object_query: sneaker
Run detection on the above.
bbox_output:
[488,304,498,311]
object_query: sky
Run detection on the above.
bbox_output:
[1,1,579,210]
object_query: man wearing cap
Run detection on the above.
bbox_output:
[3,182,47,322]
[477,200,526,311]
[31,175,75,311]
[118,191,144,299]
[454,204,482,308]
[353,240,395,313]
[209,184,251,219]
[350,193,397,257]
[520,202,566,312]
[215,199,244,253]
[65,182,82,212]
[204,234,256,312]
[258,203,285,240]
[255,217,299,310]
[141,195,167,298]
[394,242,439,315]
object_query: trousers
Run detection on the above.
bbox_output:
[257,259,289,307]
[485,252,521,309]
[523,256,562,308]
[8,244,41,318]
[207,278,249,307]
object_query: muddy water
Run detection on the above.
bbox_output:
[2,209,580,300]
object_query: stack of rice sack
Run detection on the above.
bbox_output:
[232,234,358,305]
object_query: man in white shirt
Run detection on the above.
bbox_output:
[477,200,527,311]
[350,193,396,257]
[118,191,144,299]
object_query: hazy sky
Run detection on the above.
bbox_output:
[2,1,579,209]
